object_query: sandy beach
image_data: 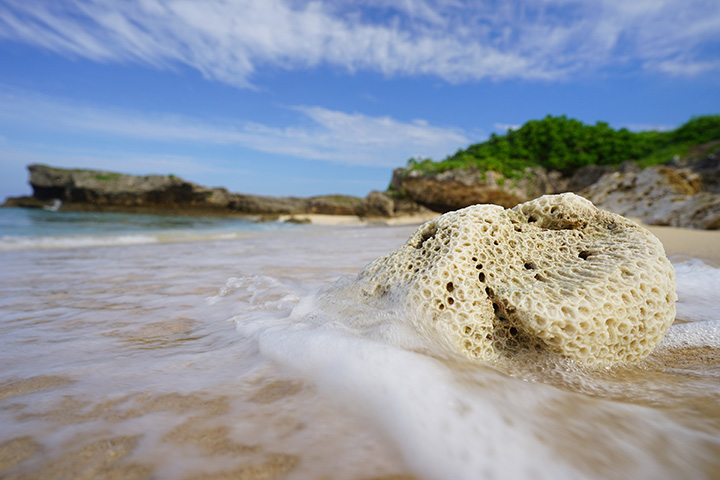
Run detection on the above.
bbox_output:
[642,223,720,265]
[0,208,719,480]
[285,212,720,265]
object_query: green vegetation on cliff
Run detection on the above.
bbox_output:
[407,115,720,177]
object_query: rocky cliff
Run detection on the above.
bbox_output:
[5,145,720,228]
[390,143,720,229]
[581,161,720,230]
[2,164,403,218]
[389,163,641,213]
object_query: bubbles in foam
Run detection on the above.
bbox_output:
[673,259,720,323]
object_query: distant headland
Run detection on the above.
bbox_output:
[4,115,720,228]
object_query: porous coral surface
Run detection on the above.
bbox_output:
[355,193,677,365]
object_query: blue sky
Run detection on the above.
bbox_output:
[1,1,719,200]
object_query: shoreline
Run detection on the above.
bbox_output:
[642,223,720,265]
[3,205,719,265]
[277,212,440,226]
[289,213,720,265]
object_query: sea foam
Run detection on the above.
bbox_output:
[242,255,720,480]
[673,258,720,323]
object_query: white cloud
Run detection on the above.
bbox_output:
[0,88,468,167]
[1,0,717,86]
[622,123,675,132]
[649,58,720,77]
[494,123,521,133]
[0,147,226,177]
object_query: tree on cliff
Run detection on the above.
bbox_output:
[407,115,720,177]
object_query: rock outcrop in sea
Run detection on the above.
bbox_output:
[581,166,720,229]
[1,164,417,218]
[3,143,720,228]
[390,143,720,229]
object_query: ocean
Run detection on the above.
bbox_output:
[0,207,719,480]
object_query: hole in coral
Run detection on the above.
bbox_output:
[528,216,537,223]
[534,273,546,282]
[439,304,445,310]
[492,303,500,313]
[578,251,591,260]
[448,297,455,305]
[415,224,437,249]
[446,282,454,293]
[524,262,537,270]
[509,327,518,336]
[478,272,486,282]
[472,257,478,262]
[476,264,483,270]
[493,240,499,245]
[485,286,494,297]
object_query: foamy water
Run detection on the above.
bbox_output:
[0,208,719,479]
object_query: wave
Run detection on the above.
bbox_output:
[233,256,720,480]
[0,231,250,251]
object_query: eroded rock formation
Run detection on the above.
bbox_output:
[2,164,391,218]
[582,165,720,230]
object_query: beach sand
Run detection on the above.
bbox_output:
[288,212,720,264]
[642,223,720,265]
[0,215,718,480]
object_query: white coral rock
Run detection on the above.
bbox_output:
[355,193,677,365]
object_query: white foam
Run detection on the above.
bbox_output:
[257,326,575,480]
[0,230,252,251]
[660,320,720,350]
[253,316,717,480]
[0,233,159,250]
[673,259,720,323]
[236,245,720,479]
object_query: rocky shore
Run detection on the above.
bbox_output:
[389,142,720,229]
[1,164,430,219]
[3,142,720,228]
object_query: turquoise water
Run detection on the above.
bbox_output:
[0,207,305,250]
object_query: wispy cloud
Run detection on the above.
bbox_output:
[494,123,521,133]
[0,146,226,177]
[649,58,720,77]
[1,0,717,87]
[0,88,468,167]
[622,123,676,132]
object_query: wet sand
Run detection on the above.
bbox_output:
[642,223,720,265]
[282,213,720,264]
[0,219,718,480]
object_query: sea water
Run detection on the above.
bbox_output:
[0,207,719,479]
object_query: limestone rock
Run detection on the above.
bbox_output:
[4,165,369,217]
[352,193,676,365]
[390,167,567,212]
[227,194,307,215]
[582,166,720,229]
[26,164,228,211]
[565,161,642,193]
[357,191,395,218]
[667,142,720,193]
[306,195,363,215]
